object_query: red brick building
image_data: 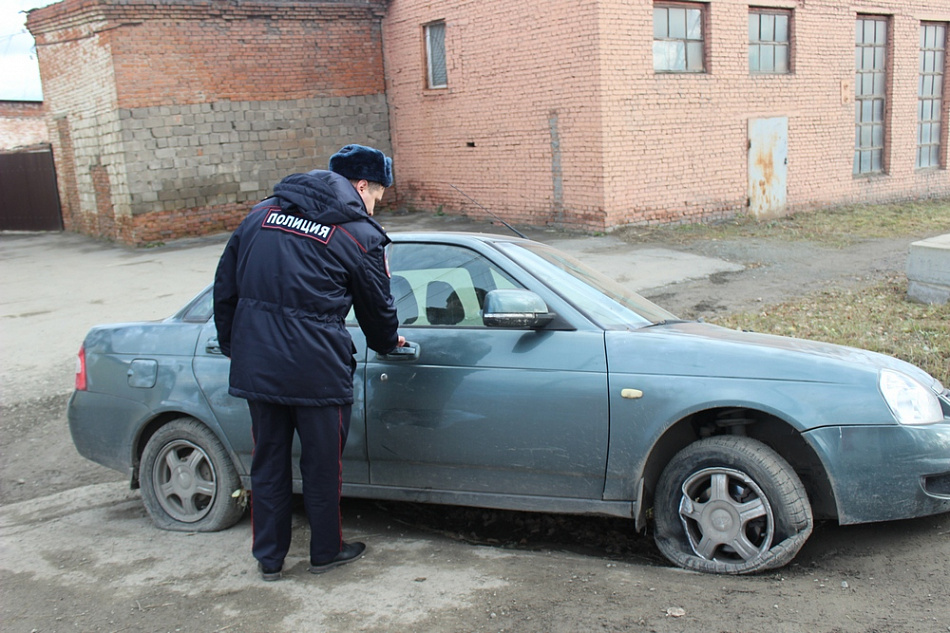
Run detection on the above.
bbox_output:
[27,0,950,243]
[28,0,390,244]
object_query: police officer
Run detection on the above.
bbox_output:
[213,144,404,581]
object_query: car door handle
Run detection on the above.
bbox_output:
[376,341,420,361]
[205,337,222,355]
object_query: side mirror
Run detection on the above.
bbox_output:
[482,289,555,329]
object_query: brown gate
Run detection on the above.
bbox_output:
[0,146,63,231]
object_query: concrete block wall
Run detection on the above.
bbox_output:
[28,0,390,245]
[384,0,950,231]
[119,95,390,244]
[0,102,49,150]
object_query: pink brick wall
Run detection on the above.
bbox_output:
[383,0,608,227]
[384,0,950,231]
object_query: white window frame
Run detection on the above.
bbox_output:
[425,21,447,89]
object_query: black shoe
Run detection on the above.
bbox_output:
[309,542,367,574]
[257,562,282,582]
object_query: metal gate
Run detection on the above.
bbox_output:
[0,146,63,231]
[748,117,788,219]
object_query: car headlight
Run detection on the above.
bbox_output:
[879,369,944,426]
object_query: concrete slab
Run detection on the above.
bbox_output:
[907,233,950,304]
[543,236,745,292]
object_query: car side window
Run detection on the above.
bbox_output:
[388,243,520,327]
[183,288,214,322]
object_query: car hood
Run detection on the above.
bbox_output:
[608,321,938,389]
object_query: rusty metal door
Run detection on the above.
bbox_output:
[748,117,788,219]
[0,147,63,231]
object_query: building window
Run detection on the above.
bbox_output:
[425,22,447,89]
[749,8,791,74]
[917,22,946,169]
[854,16,888,176]
[653,3,705,73]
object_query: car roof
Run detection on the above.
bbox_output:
[387,231,539,251]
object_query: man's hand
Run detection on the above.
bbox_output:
[397,335,407,347]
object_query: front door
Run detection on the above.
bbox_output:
[364,241,609,499]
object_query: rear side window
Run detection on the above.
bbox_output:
[182,288,214,322]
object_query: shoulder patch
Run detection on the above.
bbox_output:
[261,209,335,244]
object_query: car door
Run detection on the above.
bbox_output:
[364,241,609,499]
[192,288,371,484]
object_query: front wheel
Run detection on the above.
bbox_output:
[139,417,245,532]
[653,435,813,574]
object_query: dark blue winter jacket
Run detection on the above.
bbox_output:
[213,170,400,406]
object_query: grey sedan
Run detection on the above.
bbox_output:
[68,232,950,574]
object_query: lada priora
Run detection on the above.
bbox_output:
[68,232,950,574]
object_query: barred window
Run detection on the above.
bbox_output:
[425,22,447,89]
[917,22,946,169]
[854,16,888,176]
[653,3,705,73]
[749,8,791,74]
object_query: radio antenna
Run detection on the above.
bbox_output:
[449,184,528,239]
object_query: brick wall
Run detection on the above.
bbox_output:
[0,101,49,150]
[384,0,950,231]
[26,0,950,241]
[28,0,390,245]
[383,0,607,228]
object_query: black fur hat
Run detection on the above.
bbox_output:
[328,144,393,188]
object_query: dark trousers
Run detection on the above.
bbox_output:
[247,401,351,568]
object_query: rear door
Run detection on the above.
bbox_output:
[192,289,371,483]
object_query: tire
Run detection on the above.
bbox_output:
[653,435,813,574]
[139,417,245,532]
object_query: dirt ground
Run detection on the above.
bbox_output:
[1,216,948,633]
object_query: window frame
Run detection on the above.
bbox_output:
[424,21,448,90]
[748,7,792,74]
[916,21,947,170]
[653,1,707,74]
[854,14,890,177]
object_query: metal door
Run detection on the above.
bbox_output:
[748,117,788,219]
[0,147,63,231]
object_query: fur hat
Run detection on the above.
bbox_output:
[328,144,393,188]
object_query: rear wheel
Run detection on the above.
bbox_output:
[140,417,244,532]
[653,435,813,574]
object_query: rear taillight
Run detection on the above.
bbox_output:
[75,346,87,391]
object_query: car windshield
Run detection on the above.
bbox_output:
[497,241,678,329]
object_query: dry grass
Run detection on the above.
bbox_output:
[617,198,950,247]
[709,274,950,386]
